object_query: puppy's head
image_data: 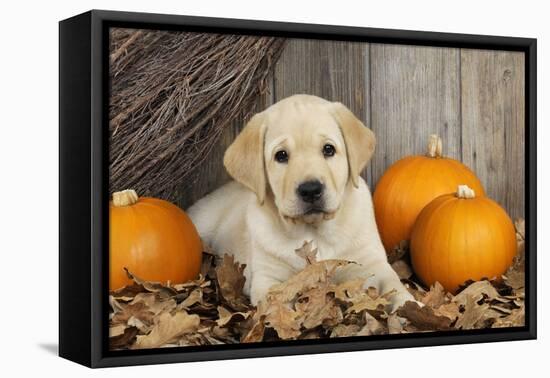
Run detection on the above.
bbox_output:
[224,95,375,225]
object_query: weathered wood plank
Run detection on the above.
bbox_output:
[369,44,462,188]
[273,39,372,184]
[461,49,525,219]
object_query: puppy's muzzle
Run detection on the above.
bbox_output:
[297,180,324,204]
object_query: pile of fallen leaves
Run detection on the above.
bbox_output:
[109,219,526,350]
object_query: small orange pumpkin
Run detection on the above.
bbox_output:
[373,135,485,252]
[410,185,517,293]
[109,189,202,291]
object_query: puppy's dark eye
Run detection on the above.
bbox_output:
[323,144,336,157]
[274,150,289,163]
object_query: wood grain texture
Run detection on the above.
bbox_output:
[272,39,373,184]
[461,49,525,219]
[369,44,462,188]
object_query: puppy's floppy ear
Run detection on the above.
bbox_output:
[223,112,267,204]
[331,102,376,188]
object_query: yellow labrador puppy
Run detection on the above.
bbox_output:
[188,94,414,311]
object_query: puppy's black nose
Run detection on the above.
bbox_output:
[297,180,324,203]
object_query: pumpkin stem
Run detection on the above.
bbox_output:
[426,134,443,158]
[456,185,475,199]
[112,189,139,207]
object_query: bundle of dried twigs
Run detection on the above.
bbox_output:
[109,28,286,201]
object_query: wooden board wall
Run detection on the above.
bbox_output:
[179,39,525,219]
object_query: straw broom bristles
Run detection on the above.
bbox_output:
[109,28,286,202]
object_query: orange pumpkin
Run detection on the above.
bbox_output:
[373,135,485,252]
[109,189,202,291]
[410,185,517,293]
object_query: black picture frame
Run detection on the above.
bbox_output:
[59,9,537,368]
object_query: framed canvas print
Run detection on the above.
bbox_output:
[59,10,537,368]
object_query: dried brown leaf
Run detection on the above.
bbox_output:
[109,295,125,314]
[110,284,146,301]
[295,240,318,265]
[387,240,408,264]
[455,295,490,330]
[216,254,247,303]
[132,293,176,315]
[200,251,216,278]
[241,317,266,343]
[422,282,447,308]
[503,270,525,290]
[391,260,413,279]
[397,301,453,331]
[263,302,301,339]
[296,289,343,329]
[267,259,352,302]
[401,279,427,302]
[333,278,366,302]
[433,302,460,321]
[110,326,139,350]
[387,313,407,334]
[346,293,390,314]
[179,289,204,309]
[492,306,525,328]
[172,275,208,291]
[110,324,127,338]
[490,304,513,315]
[111,301,155,326]
[357,311,386,336]
[330,324,361,338]
[124,269,177,298]
[453,280,500,307]
[134,311,200,349]
[128,316,151,333]
[216,306,250,327]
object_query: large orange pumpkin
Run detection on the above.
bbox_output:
[109,189,202,291]
[373,135,485,252]
[410,185,517,293]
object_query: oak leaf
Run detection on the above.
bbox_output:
[296,289,342,329]
[216,254,247,304]
[455,295,490,330]
[433,302,460,321]
[109,326,138,350]
[216,306,250,327]
[396,301,453,331]
[263,301,301,339]
[267,259,352,303]
[387,313,407,334]
[492,306,525,328]
[357,311,386,336]
[333,278,366,302]
[346,293,390,315]
[453,280,500,307]
[330,324,361,337]
[124,268,177,298]
[134,311,200,349]
[422,282,448,308]
[111,301,155,326]
[295,240,318,264]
